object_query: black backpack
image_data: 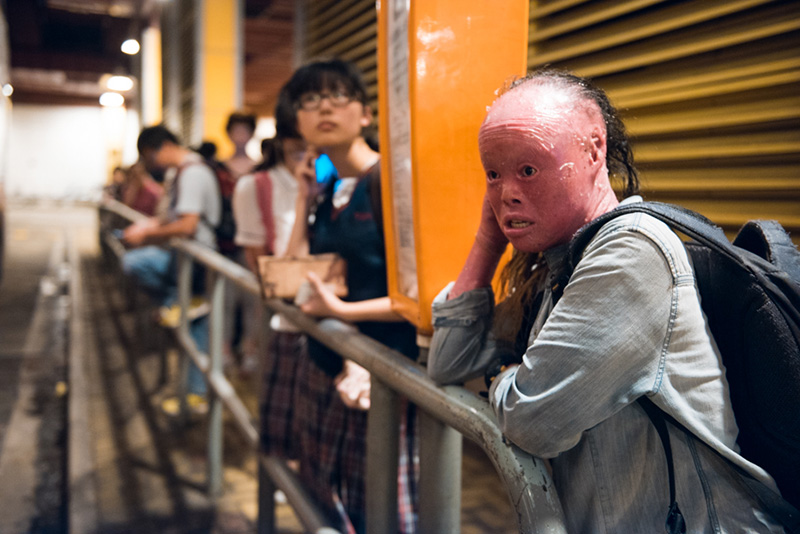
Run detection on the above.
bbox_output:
[567,201,800,533]
[203,159,238,257]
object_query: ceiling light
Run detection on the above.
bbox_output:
[121,39,140,55]
[107,75,134,91]
[2,84,13,97]
[100,92,125,107]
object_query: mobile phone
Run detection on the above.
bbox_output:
[315,153,337,186]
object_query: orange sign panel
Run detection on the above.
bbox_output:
[377,0,529,336]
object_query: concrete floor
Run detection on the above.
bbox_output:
[0,200,518,534]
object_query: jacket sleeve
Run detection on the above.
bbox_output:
[428,283,516,385]
[491,228,673,458]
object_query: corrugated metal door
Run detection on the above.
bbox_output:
[302,0,379,111]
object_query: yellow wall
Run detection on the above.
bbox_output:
[201,0,238,158]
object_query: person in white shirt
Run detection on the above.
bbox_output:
[231,89,308,457]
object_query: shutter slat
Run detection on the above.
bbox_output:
[532,0,594,18]
[301,0,379,121]
[604,39,800,106]
[307,8,374,55]
[530,0,667,43]
[529,0,783,68]
[634,130,800,161]
[628,91,800,135]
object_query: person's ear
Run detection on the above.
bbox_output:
[589,127,607,166]
[360,104,373,128]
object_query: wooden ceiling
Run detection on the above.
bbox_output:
[243,0,295,117]
[6,0,296,118]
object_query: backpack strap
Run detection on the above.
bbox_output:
[638,397,686,534]
[253,171,276,255]
[734,220,800,280]
[366,162,384,240]
[568,201,728,271]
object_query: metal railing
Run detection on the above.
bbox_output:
[98,199,567,534]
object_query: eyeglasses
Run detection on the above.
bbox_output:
[296,90,355,111]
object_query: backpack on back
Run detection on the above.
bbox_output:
[203,159,238,257]
[568,201,800,527]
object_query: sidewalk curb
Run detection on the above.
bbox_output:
[68,232,100,534]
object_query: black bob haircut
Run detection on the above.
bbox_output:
[282,58,369,108]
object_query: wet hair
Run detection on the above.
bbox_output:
[225,111,257,134]
[255,87,303,172]
[283,58,370,109]
[137,124,180,154]
[505,69,639,197]
[493,69,639,343]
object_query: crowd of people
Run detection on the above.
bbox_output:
[111,58,793,534]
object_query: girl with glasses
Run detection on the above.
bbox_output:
[283,58,418,534]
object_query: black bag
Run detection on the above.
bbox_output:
[204,159,238,257]
[567,201,800,532]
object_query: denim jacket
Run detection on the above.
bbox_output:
[429,198,784,533]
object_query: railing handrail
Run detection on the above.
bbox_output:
[98,199,566,534]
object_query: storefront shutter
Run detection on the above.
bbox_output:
[302,0,379,111]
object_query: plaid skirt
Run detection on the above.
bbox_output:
[293,352,419,534]
[259,331,305,458]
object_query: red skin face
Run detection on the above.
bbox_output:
[478,84,616,253]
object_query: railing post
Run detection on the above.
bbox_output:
[176,251,192,424]
[257,310,276,534]
[366,378,399,534]
[257,459,276,534]
[208,272,225,497]
[418,409,463,533]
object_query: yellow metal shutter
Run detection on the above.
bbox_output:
[529,0,800,238]
[302,0,379,112]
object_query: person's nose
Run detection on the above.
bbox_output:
[317,95,335,112]
[500,178,523,205]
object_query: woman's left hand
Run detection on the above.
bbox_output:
[334,360,371,410]
[298,271,344,318]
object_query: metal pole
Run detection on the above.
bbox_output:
[208,272,226,497]
[176,252,192,424]
[366,378,399,534]
[418,408,462,533]
[257,460,276,534]
[257,308,275,534]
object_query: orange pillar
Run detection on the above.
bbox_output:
[378,1,529,336]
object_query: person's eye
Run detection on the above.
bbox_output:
[522,166,536,177]
[486,170,499,180]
